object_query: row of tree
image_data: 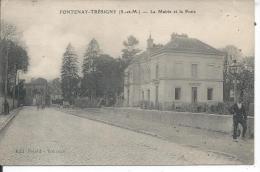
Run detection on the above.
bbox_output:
[0,21,29,102]
[61,36,140,105]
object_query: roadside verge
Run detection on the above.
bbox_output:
[0,108,21,133]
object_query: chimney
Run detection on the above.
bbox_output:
[147,34,154,50]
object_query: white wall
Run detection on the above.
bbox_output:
[161,80,223,103]
[124,52,224,106]
[150,52,224,104]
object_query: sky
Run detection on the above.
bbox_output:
[1,0,254,81]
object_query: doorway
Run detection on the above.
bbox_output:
[155,86,159,106]
[192,87,197,103]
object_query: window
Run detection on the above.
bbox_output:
[142,91,144,101]
[207,88,213,100]
[147,89,150,102]
[127,89,130,105]
[155,64,159,79]
[191,64,198,78]
[155,86,159,105]
[192,87,197,103]
[175,88,181,100]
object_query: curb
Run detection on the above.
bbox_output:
[0,108,21,133]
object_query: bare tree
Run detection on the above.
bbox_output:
[0,20,21,42]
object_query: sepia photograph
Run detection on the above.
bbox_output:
[0,0,255,166]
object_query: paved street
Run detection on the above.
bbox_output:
[61,107,254,164]
[0,107,242,165]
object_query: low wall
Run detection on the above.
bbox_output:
[101,107,254,137]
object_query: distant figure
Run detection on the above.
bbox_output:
[231,97,247,141]
[36,94,42,110]
[41,97,46,109]
[33,98,36,106]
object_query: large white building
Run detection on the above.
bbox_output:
[124,33,224,110]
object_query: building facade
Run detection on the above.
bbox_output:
[24,78,50,106]
[124,33,224,110]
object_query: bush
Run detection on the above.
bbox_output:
[139,100,155,109]
[140,100,238,115]
[74,97,100,108]
[170,101,233,115]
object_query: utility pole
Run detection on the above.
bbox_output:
[12,64,17,109]
[4,40,9,114]
[17,70,20,107]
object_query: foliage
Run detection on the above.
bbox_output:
[81,53,123,105]
[121,35,141,67]
[221,45,243,101]
[61,43,80,104]
[0,20,21,42]
[81,39,123,105]
[236,57,254,108]
[81,39,101,98]
[169,102,233,114]
[1,20,29,99]
[82,38,100,75]
[74,97,101,108]
[48,78,62,96]
[221,45,254,106]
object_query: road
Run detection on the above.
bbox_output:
[0,107,241,165]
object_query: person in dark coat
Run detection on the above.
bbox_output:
[231,96,247,141]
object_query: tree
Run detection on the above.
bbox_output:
[81,53,122,105]
[220,45,243,101]
[48,78,62,96]
[121,35,141,67]
[0,21,29,97]
[82,38,100,75]
[7,41,29,73]
[48,78,63,104]
[5,41,29,97]
[116,35,141,103]
[61,43,79,104]
[0,20,21,42]
[95,54,122,104]
[81,39,101,98]
[236,56,254,109]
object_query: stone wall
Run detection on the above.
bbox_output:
[101,107,254,137]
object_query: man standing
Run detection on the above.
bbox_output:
[231,96,247,141]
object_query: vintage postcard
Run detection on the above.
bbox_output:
[0,0,255,166]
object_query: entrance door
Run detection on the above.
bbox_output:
[127,89,130,106]
[192,87,197,103]
[155,86,159,106]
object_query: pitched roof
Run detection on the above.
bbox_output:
[152,34,223,56]
[129,33,223,66]
[129,44,164,65]
[131,52,149,64]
